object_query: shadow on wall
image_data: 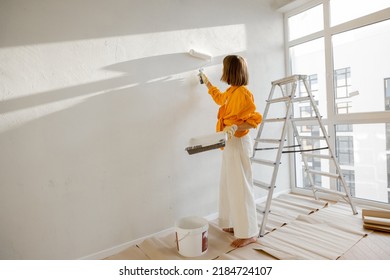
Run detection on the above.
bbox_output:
[0,51,227,205]
[103,52,224,84]
[0,52,223,122]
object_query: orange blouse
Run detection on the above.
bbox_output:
[208,85,262,137]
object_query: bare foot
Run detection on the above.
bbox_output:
[223,228,234,233]
[231,237,257,248]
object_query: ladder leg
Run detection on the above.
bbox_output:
[253,85,276,158]
[301,78,358,214]
[258,187,274,237]
[256,91,294,237]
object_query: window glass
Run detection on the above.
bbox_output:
[336,135,354,165]
[288,4,323,40]
[335,123,389,203]
[296,122,390,203]
[385,78,390,111]
[290,38,327,117]
[387,154,390,189]
[332,20,390,114]
[294,125,330,190]
[334,67,352,113]
[330,0,390,26]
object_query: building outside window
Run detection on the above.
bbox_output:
[334,67,352,114]
[334,67,351,99]
[338,169,356,197]
[336,136,354,165]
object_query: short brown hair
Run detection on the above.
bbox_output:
[221,55,249,86]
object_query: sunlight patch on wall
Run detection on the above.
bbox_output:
[0,24,247,132]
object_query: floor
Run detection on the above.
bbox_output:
[104,193,390,260]
[339,231,390,259]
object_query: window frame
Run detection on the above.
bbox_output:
[284,0,390,206]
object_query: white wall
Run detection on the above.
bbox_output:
[0,0,286,259]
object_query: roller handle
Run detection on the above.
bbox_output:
[198,69,204,84]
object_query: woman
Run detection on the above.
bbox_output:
[199,55,262,247]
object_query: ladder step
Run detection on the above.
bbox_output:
[313,186,348,197]
[254,138,283,144]
[266,96,311,104]
[251,158,278,166]
[292,96,311,102]
[297,135,327,140]
[263,117,287,123]
[307,169,339,178]
[302,153,332,160]
[290,117,319,122]
[253,179,273,190]
[271,74,307,86]
[267,96,291,103]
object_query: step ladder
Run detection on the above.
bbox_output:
[252,74,358,237]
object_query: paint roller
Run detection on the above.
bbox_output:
[188,49,212,84]
[185,132,227,155]
[189,49,212,61]
[185,49,226,155]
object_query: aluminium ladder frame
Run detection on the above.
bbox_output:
[252,74,358,237]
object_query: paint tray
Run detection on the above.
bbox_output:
[362,209,390,233]
[185,132,227,155]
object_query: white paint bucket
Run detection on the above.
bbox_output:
[175,216,208,257]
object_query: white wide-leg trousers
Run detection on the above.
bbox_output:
[218,134,258,238]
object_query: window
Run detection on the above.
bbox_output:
[337,169,355,197]
[289,39,327,118]
[334,67,352,113]
[388,188,390,203]
[334,123,388,203]
[298,74,318,98]
[332,20,390,114]
[288,4,323,40]
[301,157,322,189]
[334,68,351,99]
[336,136,354,165]
[386,78,390,111]
[336,124,353,132]
[330,0,390,26]
[298,74,319,118]
[387,80,390,200]
[388,154,390,188]
[286,1,390,204]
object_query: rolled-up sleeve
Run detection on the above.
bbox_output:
[208,86,228,105]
